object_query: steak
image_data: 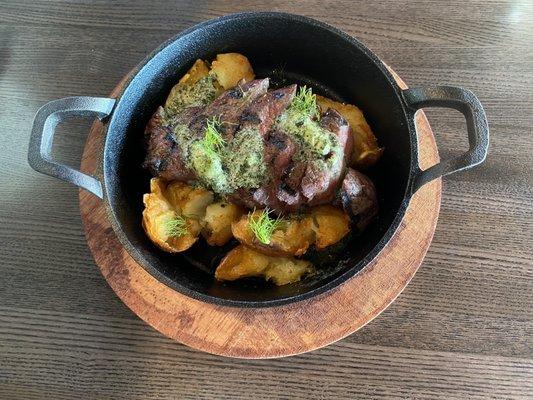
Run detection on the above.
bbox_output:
[144,79,269,182]
[144,81,356,214]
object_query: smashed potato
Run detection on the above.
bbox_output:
[166,181,214,220]
[142,178,213,253]
[232,206,351,257]
[231,211,315,257]
[202,202,245,246]
[310,205,351,250]
[210,53,255,89]
[316,95,383,169]
[215,245,314,286]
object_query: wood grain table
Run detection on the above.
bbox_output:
[1,0,531,399]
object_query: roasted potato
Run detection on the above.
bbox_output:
[210,53,255,89]
[215,245,314,286]
[231,210,315,257]
[316,95,383,169]
[310,205,351,250]
[165,181,214,220]
[201,202,245,246]
[177,58,210,86]
[142,178,213,253]
[339,168,378,231]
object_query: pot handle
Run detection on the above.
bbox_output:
[402,86,489,193]
[28,96,116,199]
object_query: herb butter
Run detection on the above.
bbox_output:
[164,74,218,118]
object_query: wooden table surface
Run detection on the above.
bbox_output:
[1,0,532,399]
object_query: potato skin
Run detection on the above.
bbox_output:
[210,53,255,89]
[339,169,378,231]
[215,245,314,286]
[231,211,315,257]
[202,202,245,246]
[316,95,383,169]
[142,178,213,253]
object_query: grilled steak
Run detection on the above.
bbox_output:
[144,79,357,214]
[144,79,269,182]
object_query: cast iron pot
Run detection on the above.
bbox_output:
[28,12,489,307]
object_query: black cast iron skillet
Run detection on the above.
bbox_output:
[28,12,489,307]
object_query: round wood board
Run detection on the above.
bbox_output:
[79,68,441,359]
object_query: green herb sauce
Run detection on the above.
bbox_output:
[189,141,230,193]
[186,123,266,194]
[164,74,218,118]
[226,127,266,190]
[276,110,332,158]
[272,86,343,178]
[171,123,197,161]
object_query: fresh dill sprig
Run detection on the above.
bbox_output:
[200,116,225,155]
[163,214,188,237]
[290,85,319,119]
[248,208,286,245]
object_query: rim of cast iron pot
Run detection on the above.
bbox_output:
[102,11,415,308]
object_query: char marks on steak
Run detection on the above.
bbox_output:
[239,85,297,136]
[143,106,198,182]
[191,78,270,138]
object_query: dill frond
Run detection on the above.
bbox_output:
[201,116,225,155]
[248,208,286,245]
[163,214,188,237]
[290,85,319,119]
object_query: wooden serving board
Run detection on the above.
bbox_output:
[79,69,441,359]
